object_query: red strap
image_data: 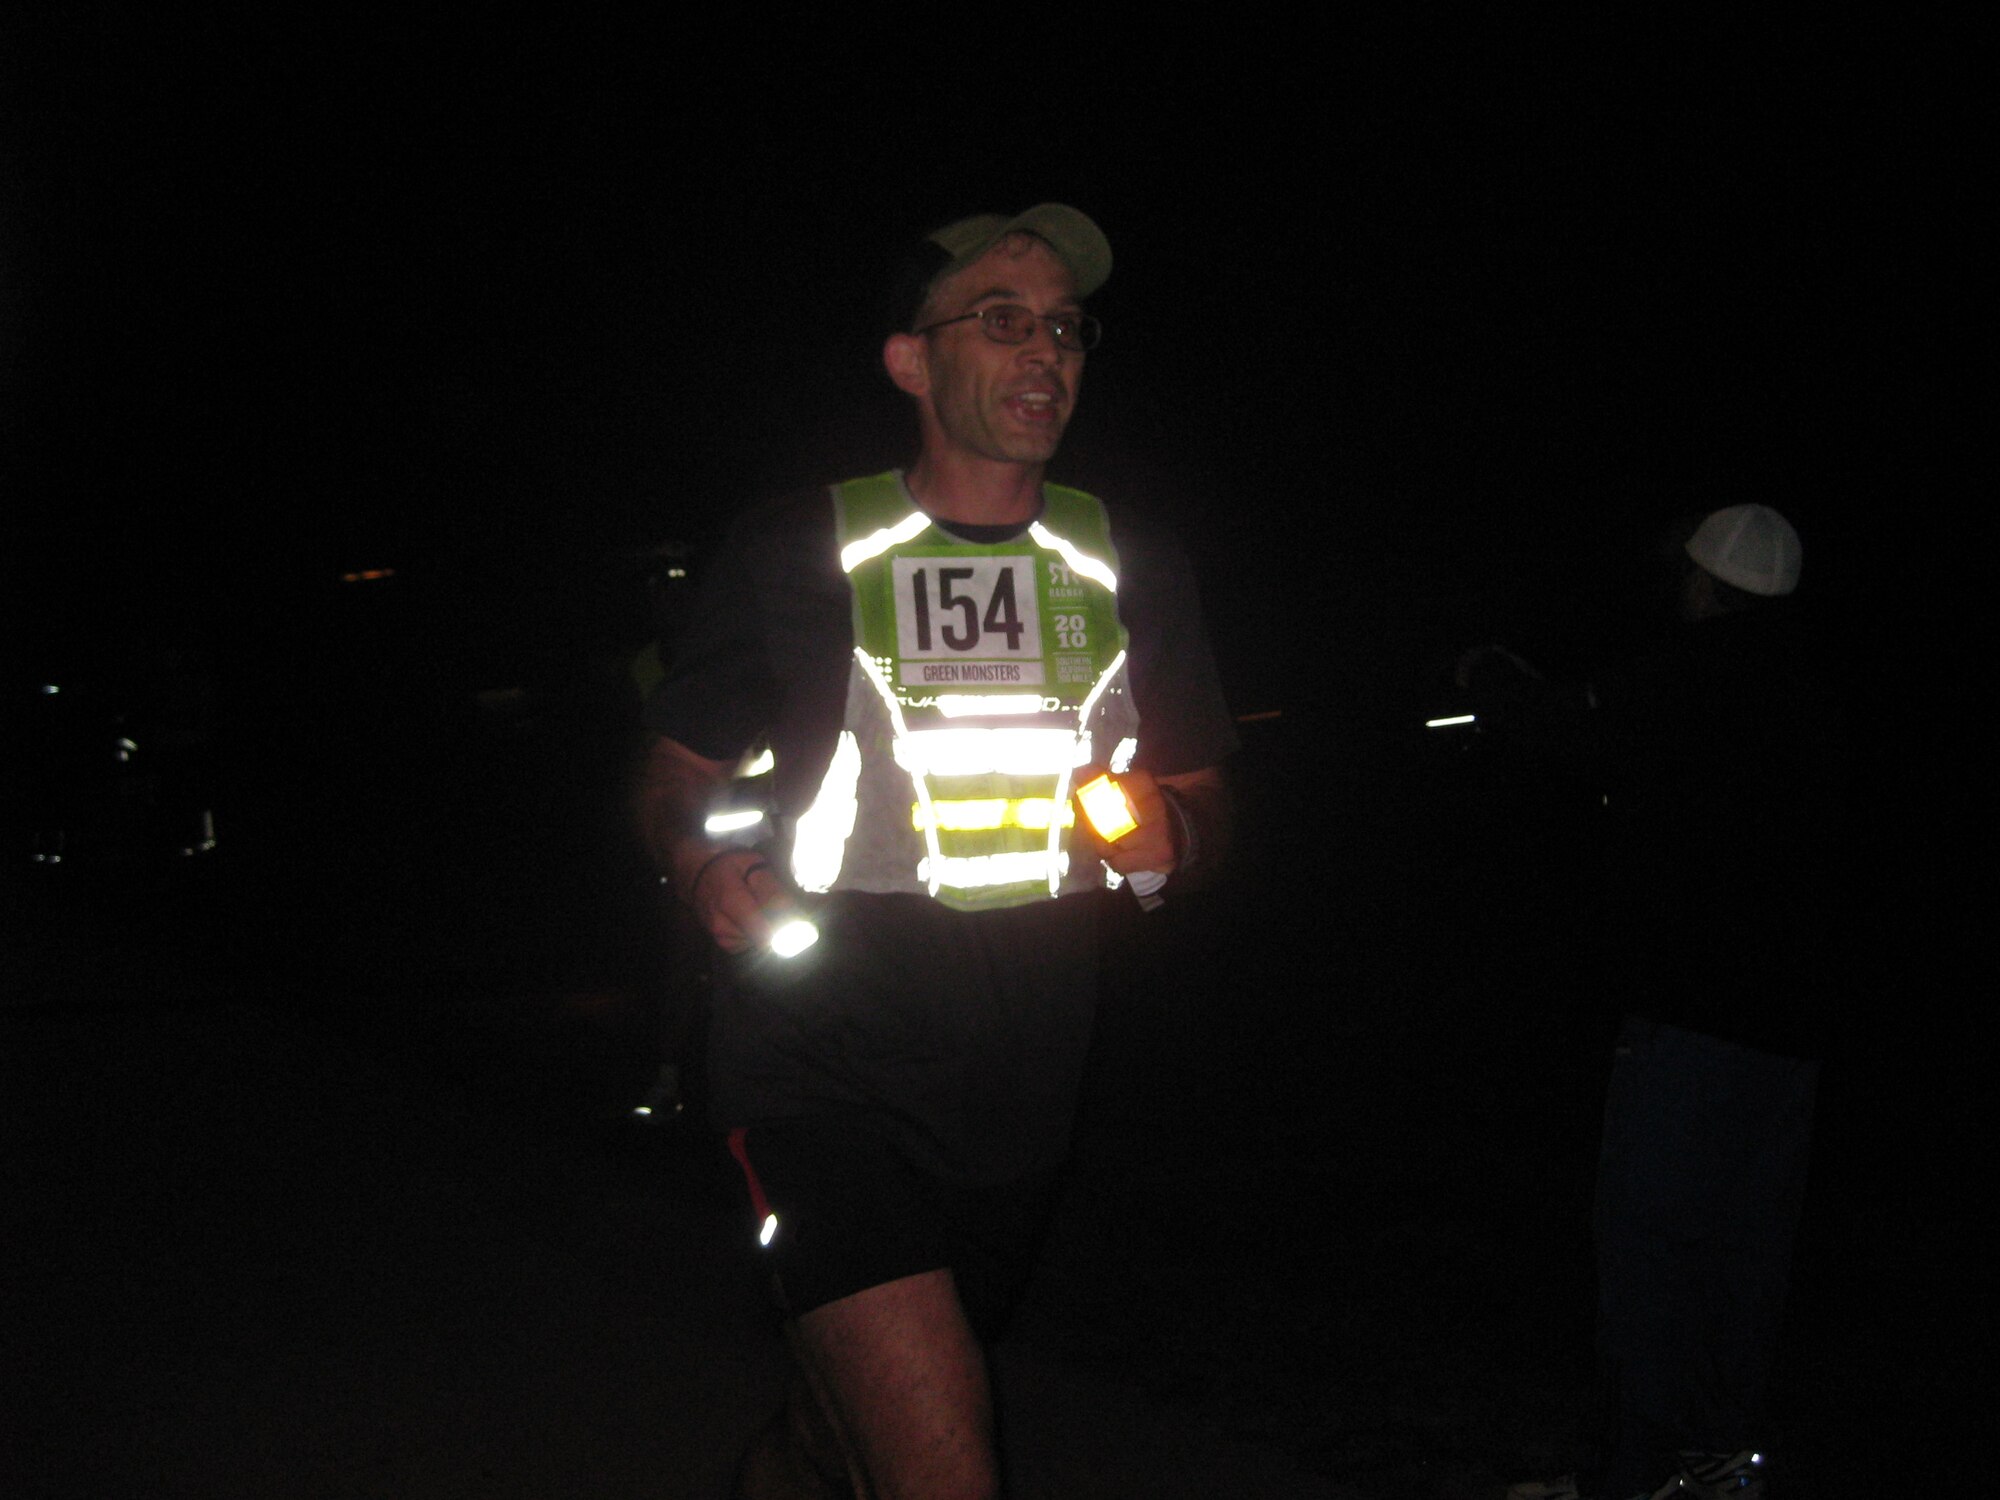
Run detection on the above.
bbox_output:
[726,1126,772,1227]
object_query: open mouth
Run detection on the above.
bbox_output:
[1007,390,1062,422]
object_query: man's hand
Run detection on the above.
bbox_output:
[676,846,794,954]
[1070,766,1178,877]
[1071,764,1231,891]
[636,735,800,954]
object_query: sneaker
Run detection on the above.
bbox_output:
[1677,1450,1765,1498]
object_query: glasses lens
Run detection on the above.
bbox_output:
[969,306,1099,351]
[1059,314,1101,352]
[978,305,1032,343]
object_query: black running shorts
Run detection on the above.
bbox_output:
[728,1112,1063,1340]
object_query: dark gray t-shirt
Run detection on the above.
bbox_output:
[645,483,1238,1181]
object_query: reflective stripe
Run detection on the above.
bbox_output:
[1029,521,1118,591]
[843,505,1119,592]
[1073,649,1126,729]
[892,727,1089,778]
[1041,648,1129,893]
[854,649,945,896]
[918,849,1071,890]
[839,511,932,574]
[791,729,862,893]
[912,798,1074,832]
[933,693,1051,718]
[1109,736,1139,774]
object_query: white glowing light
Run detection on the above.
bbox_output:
[917,850,1069,890]
[769,918,820,957]
[1425,714,1477,728]
[704,809,766,835]
[758,1214,779,1246]
[791,730,861,892]
[740,746,775,778]
[893,728,1084,778]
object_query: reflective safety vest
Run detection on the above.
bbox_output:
[787,472,1141,912]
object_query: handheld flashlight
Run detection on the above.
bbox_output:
[769,916,820,958]
[1075,773,1141,842]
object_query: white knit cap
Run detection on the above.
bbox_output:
[1684,504,1802,597]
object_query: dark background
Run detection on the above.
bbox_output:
[5,10,1978,1496]
[12,13,1930,646]
[9,8,1954,1016]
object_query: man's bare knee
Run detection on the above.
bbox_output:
[794,1270,998,1500]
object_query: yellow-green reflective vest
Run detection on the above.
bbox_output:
[788,471,1140,912]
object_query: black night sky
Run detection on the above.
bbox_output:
[15,15,1932,694]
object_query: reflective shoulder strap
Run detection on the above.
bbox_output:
[834,473,930,572]
[1035,485,1122,579]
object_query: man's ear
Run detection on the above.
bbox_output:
[883,332,929,397]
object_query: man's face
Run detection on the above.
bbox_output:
[912,236,1085,467]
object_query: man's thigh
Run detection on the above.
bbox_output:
[796,1269,997,1500]
[730,1114,1060,1342]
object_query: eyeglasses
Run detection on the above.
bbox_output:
[915,303,1102,353]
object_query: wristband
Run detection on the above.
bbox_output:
[1156,783,1198,873]
[686,848,764,906]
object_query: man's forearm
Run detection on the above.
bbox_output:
[633,736,735,902]
[635,734,794,953]
[1156,768,1233,890]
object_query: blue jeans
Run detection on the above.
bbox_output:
[1591,1017,1818,1496]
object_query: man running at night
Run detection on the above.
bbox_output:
[636,204,1238,1498]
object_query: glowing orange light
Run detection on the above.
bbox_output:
[1075,774,1140,843]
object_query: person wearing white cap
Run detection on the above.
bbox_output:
[1509,503,1847,1500]
[636,206,1237,1497]
[1677,502,1802,621]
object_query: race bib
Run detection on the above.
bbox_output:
[891,556,1046,686]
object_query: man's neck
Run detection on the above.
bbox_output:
[904,453,1045,527]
